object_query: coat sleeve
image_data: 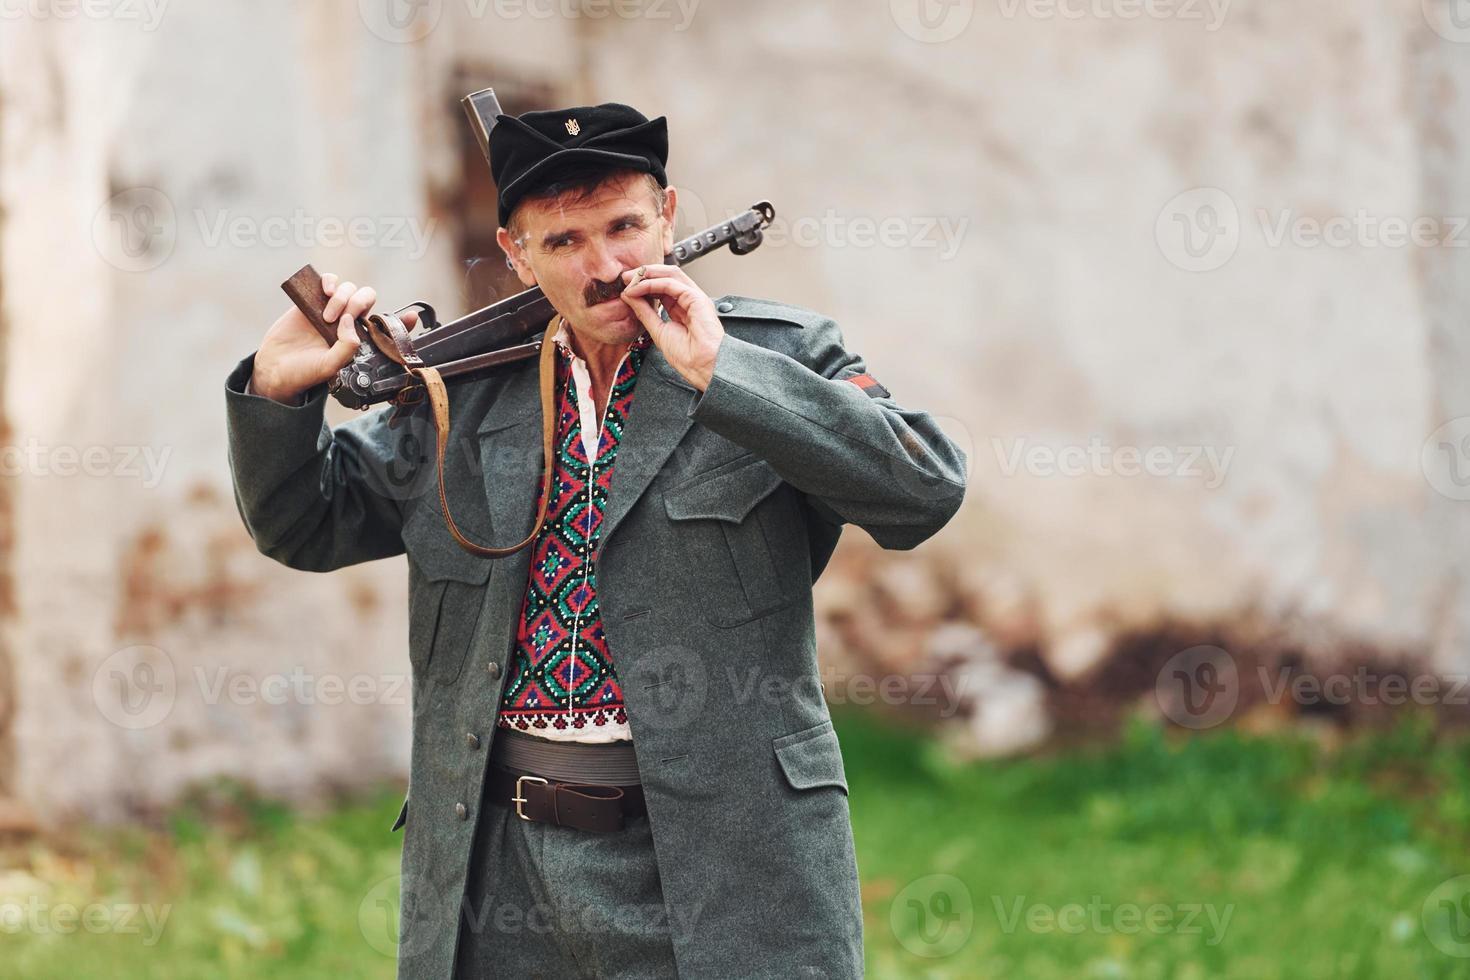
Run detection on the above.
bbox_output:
[225,352,411,571]
[685,315,968,550]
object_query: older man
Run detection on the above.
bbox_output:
[226,101,967,979]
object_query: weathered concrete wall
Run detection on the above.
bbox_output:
[591,0,1470,669]
[1,0,1467,814]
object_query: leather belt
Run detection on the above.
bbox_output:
[485,728,645,834]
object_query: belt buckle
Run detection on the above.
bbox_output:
[512,774,549,821]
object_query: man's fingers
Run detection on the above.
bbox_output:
[321,272,339,296]
[619,288,663,333]
[622,263,693,288]
[623,276,697,312]
[336,316,361,345]
[343,285,378,323]
[325,337,358,372]
[322,281,356,325]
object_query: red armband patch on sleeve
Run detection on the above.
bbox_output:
[844,373,891,399]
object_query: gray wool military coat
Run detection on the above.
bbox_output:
[224,294,968,979]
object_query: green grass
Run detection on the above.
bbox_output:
[5,711,1470,978]
[850,711,1470,979]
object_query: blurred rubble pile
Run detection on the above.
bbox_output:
[816,538,1456,759]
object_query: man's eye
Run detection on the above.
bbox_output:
[614,221,639,233]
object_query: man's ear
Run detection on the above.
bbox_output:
[659,185,678,255]
[496,227,537,287]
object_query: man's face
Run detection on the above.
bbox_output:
[498,170,677,348]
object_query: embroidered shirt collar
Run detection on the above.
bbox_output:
[549,318,651,464]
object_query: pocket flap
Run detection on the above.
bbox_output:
[664,457,782,524]
[773,721,848,794]
[390,796,408,833]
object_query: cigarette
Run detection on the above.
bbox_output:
[624,265,663,318]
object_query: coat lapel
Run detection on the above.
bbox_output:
[600,346,697,550]
[475,361,543,570]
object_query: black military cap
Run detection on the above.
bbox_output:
[489,102,669,226]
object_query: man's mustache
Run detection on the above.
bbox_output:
[584,276,629,307]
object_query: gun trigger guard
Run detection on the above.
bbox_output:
[393,301,438,333]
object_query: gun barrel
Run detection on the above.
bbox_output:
[461,88,504,171]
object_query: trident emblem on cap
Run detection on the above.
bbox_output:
[564,118,580,136]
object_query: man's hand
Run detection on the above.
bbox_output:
[251,272,417,405]
[618,264,724,392]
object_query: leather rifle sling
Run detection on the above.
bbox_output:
[366,310,560,558]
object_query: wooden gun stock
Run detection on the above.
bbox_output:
[280,264,360,347]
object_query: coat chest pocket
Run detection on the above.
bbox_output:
[663,456,800,629]
[406,510,494,685]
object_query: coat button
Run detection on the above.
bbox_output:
[465,733,481,750]
[455,802,468,820]
[716,301,734,314]
[486,661,502,680]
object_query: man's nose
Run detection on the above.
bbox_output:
[583,237,628,284]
